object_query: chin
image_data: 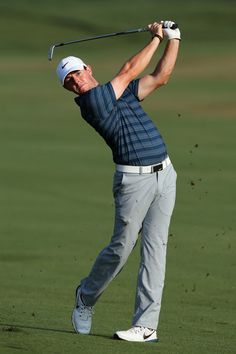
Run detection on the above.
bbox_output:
[79,88,90,95]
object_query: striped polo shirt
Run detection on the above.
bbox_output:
[74,79,167,166]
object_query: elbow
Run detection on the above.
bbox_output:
[159,73,171,86]
[160,79,169,86]
[156,67,173,87]
[156,76,169,88]
[118,63,137,83]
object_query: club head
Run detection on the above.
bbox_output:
[48,44,56,61]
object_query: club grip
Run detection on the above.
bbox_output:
[162,23,178,29]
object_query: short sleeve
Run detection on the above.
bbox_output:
[127,79,140,99]
[75,82,117,121]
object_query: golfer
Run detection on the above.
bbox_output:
[56,21,180,342]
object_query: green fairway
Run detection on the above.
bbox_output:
[0,1,236,353]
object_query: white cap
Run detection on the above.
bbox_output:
[56,56,87,85]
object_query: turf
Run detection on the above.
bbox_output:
[0,1,236,353]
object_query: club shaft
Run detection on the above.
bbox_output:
[48,28,147,61]
[48,23,178,61]
[56,28,147,48]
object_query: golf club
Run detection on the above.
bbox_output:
[48,23,178,61]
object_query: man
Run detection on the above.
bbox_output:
[56,21,180,342]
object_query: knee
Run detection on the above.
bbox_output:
[104,236,135,264]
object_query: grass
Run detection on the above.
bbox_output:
[0,0,236,353]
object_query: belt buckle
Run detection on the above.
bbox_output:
[153,164,163,173]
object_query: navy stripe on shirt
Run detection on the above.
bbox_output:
[75,79,167,166]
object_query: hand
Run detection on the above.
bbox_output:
[148,22,163,40]
[161,20,181,40]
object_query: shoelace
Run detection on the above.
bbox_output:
[77,303,93,318]
[131,326,155,337]
[131,326,146,334]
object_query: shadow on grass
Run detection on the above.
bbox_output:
[0,323,113,340]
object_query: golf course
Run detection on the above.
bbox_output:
[0,0,235,353]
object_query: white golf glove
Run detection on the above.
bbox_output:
[161,20,181,40]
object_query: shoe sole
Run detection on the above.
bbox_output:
[113,333,159,342]
[71,309,79,333]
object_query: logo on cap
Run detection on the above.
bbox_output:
[62,62,69,69]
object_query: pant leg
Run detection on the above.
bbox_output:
[132,164,177,329]
[80,171,156,306]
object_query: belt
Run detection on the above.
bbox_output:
[116,156,171,174]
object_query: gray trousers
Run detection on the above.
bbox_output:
[80,163,177,330]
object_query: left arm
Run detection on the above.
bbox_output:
[138,23,181,100]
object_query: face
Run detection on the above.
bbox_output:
[63,66,96,95]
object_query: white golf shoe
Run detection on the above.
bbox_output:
[114,326,158,342]
[71,287,93,334]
